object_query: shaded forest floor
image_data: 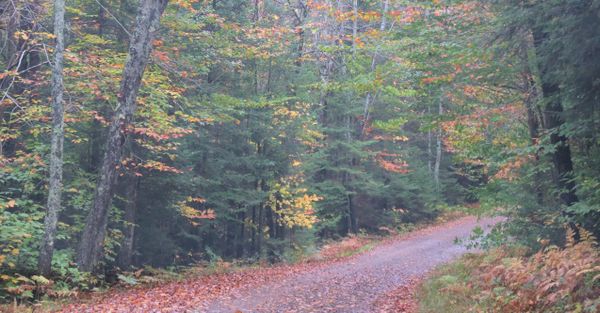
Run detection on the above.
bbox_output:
[43,216,499,313]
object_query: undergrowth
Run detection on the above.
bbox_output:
[418,228,600,313]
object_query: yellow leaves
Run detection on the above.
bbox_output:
[268,175,321,229]
[173,0,200,12]
[187,197,206,203]
[274,107,301,121]
[140,160,183,174]
[178,197,215,226]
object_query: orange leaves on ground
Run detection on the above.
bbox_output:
[373,277,420,313]
[57,263,316,313]
[318,235,374,261]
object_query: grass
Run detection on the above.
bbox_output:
[417,253,484,313]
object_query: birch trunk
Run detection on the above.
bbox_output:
[434,100,442,189]
[427,107,432,173]
[38,0,66,276]
[361,0,388,136]
[77,0,169,272]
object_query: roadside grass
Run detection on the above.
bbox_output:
[417,231,600,313]
[417,253,485,313]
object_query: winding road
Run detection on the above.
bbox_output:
[199,216,500,313]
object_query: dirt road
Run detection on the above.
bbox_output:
[199,216,500,313]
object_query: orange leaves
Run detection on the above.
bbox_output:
[388,6,424,24]
[492,155,534,182]
[375,152,410,174]
[0,71,17,80]
[140,160,183,174]
[132,126,192,142]
[172,0,200,12]
[421,73,455,85]
[152,50,171,62]
[463,231,600,313]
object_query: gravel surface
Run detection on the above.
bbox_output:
[200,216,501,313]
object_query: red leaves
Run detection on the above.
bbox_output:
[373,278,420,313]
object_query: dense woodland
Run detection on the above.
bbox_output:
[0,0,599,305]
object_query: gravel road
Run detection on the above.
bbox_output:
[201,216,500,313]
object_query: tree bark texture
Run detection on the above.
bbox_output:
[77,0,169,272]
[38,0,66,277]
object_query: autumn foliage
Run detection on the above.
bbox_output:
[419,229,600,313]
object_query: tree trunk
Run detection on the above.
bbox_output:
[542,84,578,206]
[524,75,545,205]
[77,0,169,272]
[433,99,443,189]
[427,107,432,173]
[361,0,388,136]
[351,0,358,55]
[38,0,66,277]
[531,30,578,207]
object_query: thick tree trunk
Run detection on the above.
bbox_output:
[531,30,578,207]
[542,83,578,206]
[77,0,168,272]
[38,0,66,277]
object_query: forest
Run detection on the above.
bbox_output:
[0,0,599,312]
